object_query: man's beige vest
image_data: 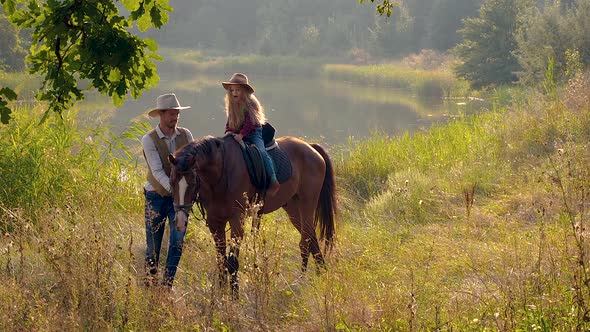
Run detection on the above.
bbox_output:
[144,127,190,196]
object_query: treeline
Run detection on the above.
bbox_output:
[455,0,590,88]
[153,0,590,88]
[149,0,481,58]
[1,0,590,91]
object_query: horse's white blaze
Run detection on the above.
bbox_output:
[179,176,188,205]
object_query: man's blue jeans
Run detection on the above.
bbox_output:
[144,190,186,287]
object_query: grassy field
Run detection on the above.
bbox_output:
[2,69,590,331]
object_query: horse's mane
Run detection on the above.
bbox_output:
[174,135,223,172]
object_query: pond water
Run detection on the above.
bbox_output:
[110,65,483,148]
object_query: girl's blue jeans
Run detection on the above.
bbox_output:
[245,127,277,182]
[144,190,187,287]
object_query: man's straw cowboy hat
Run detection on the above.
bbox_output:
[148,93,191,118]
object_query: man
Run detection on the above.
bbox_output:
[141,93,194,288]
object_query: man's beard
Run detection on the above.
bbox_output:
[164,120,176,129]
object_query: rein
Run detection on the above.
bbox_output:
[192,195,206,221]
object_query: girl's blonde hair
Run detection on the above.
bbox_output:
[224,90,266,132]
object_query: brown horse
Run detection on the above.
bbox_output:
[168,135,336,294]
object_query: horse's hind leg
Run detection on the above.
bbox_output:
[298,197,326,273]
[283,199,324,273]
[306,220,326,273]
[283,201,308,271]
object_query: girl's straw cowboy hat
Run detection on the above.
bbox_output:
[148,93,191,118]
[222,73,255,94]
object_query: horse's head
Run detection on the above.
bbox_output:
[168,152,199,233]
[168,136,225,231]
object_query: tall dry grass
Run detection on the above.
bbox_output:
[2,69,590,330]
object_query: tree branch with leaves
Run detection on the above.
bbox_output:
[359,0,396,17]
[0,0,172,124]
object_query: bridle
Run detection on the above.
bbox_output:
[173,169,206,221]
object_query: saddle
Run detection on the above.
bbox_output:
[239,123,292,191]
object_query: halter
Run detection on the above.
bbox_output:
[173,169,206,221]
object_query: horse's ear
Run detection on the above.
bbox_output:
[168,154,177,165]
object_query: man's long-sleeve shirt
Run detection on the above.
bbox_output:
[142,125,194,193]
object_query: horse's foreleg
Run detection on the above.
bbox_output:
[227,246,240,298]
[228,215,245,298]
[208,222,228,289]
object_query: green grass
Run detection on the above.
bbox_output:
[336,108,508,202]
[323,63,465,99]
[3,68,590,330]
[0,105,148,223]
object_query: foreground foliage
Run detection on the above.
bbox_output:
[2,72,590,330]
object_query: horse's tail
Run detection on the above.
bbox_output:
[311,143,337,251]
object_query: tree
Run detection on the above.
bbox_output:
[515,0,590,84]
[513,2,567,85]
[0,0,172,124]
[453,0,531,88]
